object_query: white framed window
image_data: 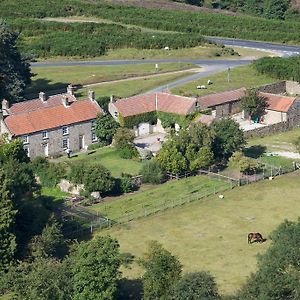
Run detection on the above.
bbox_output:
[42,130,48,139]
[114,112,118,118]
[62,126,69,135]
[22,135,29,144]
[62,138,69,150]
[92,132,97,142]
[91,120,96,129]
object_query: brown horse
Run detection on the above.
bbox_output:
[248,232,265,244]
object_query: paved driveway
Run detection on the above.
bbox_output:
[134,133,166,154]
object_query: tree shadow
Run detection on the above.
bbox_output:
[244,145,267,159]
[25,77,83,99]
[117,278,143,300]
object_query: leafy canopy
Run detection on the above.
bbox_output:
[0,20,31,103]
[139,240,182,300]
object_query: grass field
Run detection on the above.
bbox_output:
[98,171,300,295]
[27,62,195,96]
[89,175,230,220]
[172,65,278,97]
[54,147,143,178]
[76,71,195,99]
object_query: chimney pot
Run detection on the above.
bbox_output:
[2,99,9,111]
[88,90,95,102]
[67,84,74,95]
[110,95,114,103]
[39,92,47,102]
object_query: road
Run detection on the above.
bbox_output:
[31,37,300,92]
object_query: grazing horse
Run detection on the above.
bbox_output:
[248,232,264,244]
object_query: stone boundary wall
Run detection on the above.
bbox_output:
[244,117,300,139]
[257,81,286,94]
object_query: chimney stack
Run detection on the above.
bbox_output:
[88,90,95,102]
[67,84,74,96]
[62,95,70,107]
[2,99,9,112]
[39,92,47,102]
[110,95,114,103]
[155,93,158,111]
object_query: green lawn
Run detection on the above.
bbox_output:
[27,62,195,96]
[76,71,195,99]
[98,171,300,295]
[172,65,278,97]
[53,147,143,178]
[90,175,230,220]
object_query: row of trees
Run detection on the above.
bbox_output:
[254,56,300,82]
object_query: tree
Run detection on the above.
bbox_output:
[241,89,268,122]
[140,160,164,184]
[172,272,220,300]
[157,123,215,174]
[0,138,29,165]
[82,163,114,194]
[29,215,64,259]
[113,127,138,159]
[0,20,31,103]
[138,241,182,300]
[0,169,17,271]
[263,0,290,20]
[237,218,300,300]
[6,257,73,300]
[95,114,119,146]
[72,235,121,300]
[211,118,245,160]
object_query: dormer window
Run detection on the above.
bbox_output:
[114,112,118,117]
[62,126,69,135]
[42,131,48,139]
[22,135,29,144]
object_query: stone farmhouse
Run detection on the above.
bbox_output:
[0,86,102,158]
[109,92,199,136]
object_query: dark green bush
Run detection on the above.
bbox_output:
[87,142,103,151]
[120,173,136,193]
[140,160,164,184]
[118,145,138,159]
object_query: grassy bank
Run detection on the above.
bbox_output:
[76,71,195,99]
[53,147,143,178]
[27,62,195,95]
[172,65,278,97]
[98,171,300,294]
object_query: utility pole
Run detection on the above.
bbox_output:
[227,67,231,88]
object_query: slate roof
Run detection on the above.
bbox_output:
[113,92,197,117]
[198,88,247,108]
[259,92,296,113]
[4,94,102,136]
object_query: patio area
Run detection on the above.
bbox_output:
[134,133,166,155]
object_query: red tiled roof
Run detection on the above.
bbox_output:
[194,114,214,126]
[259,92,295,113]
[9,94,77,115]
[114,92,196,117]
[198,88,246,108]
[5,98,102,136]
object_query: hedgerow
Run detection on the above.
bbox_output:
[254,56,300,81]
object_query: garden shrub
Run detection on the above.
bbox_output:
[118,145,138,159]
[140,160,164,184]
[87,142,103,151]
[120,173,136,193]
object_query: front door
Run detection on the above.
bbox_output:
[79,135,85,150]
[44,143,49,157]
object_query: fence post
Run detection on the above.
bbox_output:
[90,222,93,233]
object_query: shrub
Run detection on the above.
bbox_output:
[118,145,138,159]
[120,173,135,193]
[229,151,261,175]
[82,163,114,194]
[87,142,102,151]
[140,160,164,184]
[68,162,85,184]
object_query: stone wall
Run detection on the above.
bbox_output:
[258,81,286,94]
[286,81,300,95]
[244,117,300,139]
[215,100,241,118]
